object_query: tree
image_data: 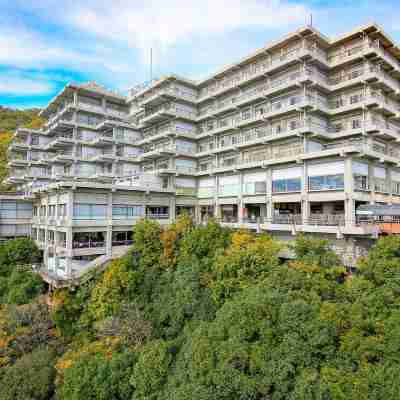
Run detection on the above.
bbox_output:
[210,230,282,306]
[131,340,173,400]
[292,234,342,268]
[0,238,41,274]
[0,347,56,400]
[58,351,136,400]
[132,219,162,270]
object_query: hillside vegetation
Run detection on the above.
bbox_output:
[1,218,400,399]
[0,106,43,190]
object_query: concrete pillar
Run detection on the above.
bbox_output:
[301,161,308,224]
[107,192,113,256]
[345,198,355,228]
[266,168,273,222]
[238,172,244,223]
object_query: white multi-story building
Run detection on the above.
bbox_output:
[6,23,400,282]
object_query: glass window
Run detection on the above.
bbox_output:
[309,174,344,191]
[272,178,301,193]
[73,203,107,219]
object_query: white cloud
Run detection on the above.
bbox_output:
[66,0,310,51]
[0,24,132,75]
[0,73,54,96]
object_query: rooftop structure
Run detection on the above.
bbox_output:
[7,22,400,282]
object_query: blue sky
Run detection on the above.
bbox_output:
[2,0,400,109]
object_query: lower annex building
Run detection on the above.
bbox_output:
[5,23,400,281]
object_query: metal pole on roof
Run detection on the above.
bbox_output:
[310,13,313,27]
[150,48,153,83]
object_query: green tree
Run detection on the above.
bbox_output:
[0,238,41,274]
[0,347,56,400]
[132,219,162,270]
[59,352,136,400]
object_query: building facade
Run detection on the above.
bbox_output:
[6,23,400,280]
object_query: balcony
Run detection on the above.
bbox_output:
[89,134,114,146]
[198,44,327,102]
[141,104,197,125]
[140,86,197,107]
[306,214,345,226]
[73,240,105,249]
[327,40,379,67]
[272,214,302,225]
[141,144,176,159]
[145,213,169,219]
[176,187,197,196]
[9,140,30,151]
[51,151,74,163]
[46,134,74,149]
[106,108,129,120]
[90,151,115,162]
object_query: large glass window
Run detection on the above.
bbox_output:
[308,161,344,191]
[73,203,107,219]
[272,178,301,192]
[112,205,144,219]
[309,175,344,190]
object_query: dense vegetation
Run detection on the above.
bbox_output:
[1,218,400,399]
[0,106,43,189]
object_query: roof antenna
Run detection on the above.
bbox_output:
[150,47,153,83]
[309,13,313,27]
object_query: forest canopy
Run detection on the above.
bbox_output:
[1,217,400,399]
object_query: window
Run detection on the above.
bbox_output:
[273,178,301,192]
[242,108,251,120]
[112,205,144,219]
[73,203,107,219]
[353,162,369,191]
[309,174,344,190]
[146,206,169,219]
[58,204,66,217]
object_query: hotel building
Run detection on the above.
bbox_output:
[6,23,400,282]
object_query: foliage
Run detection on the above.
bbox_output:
[0,238,44,305]
[0,237,41,273]
[131,340,173,400]
[88,258,140,321]
[210,230,282,306]
[2,225,400,399]
[1,300,55,360]
[292,234,342,268]
[159,214,193,268]
[0,347,56,400]
[58,351,136,400]
[132,219,162,269]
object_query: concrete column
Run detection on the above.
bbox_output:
[301,161,308,224]
[170,196,176,222]
[107,192,113,256]
[215,176,220,219]
[238,172,244,223]
[266,168,273,222]
[344,157,354,194]
[345,198,355,228]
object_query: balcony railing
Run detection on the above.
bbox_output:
[112,240,134,247]
[198,44,327,101]
[306,214,345,226]
[145,213,169,219]
[73,241,105,249]
[272,214,302,224]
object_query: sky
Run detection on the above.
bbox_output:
[1,0,400,109]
